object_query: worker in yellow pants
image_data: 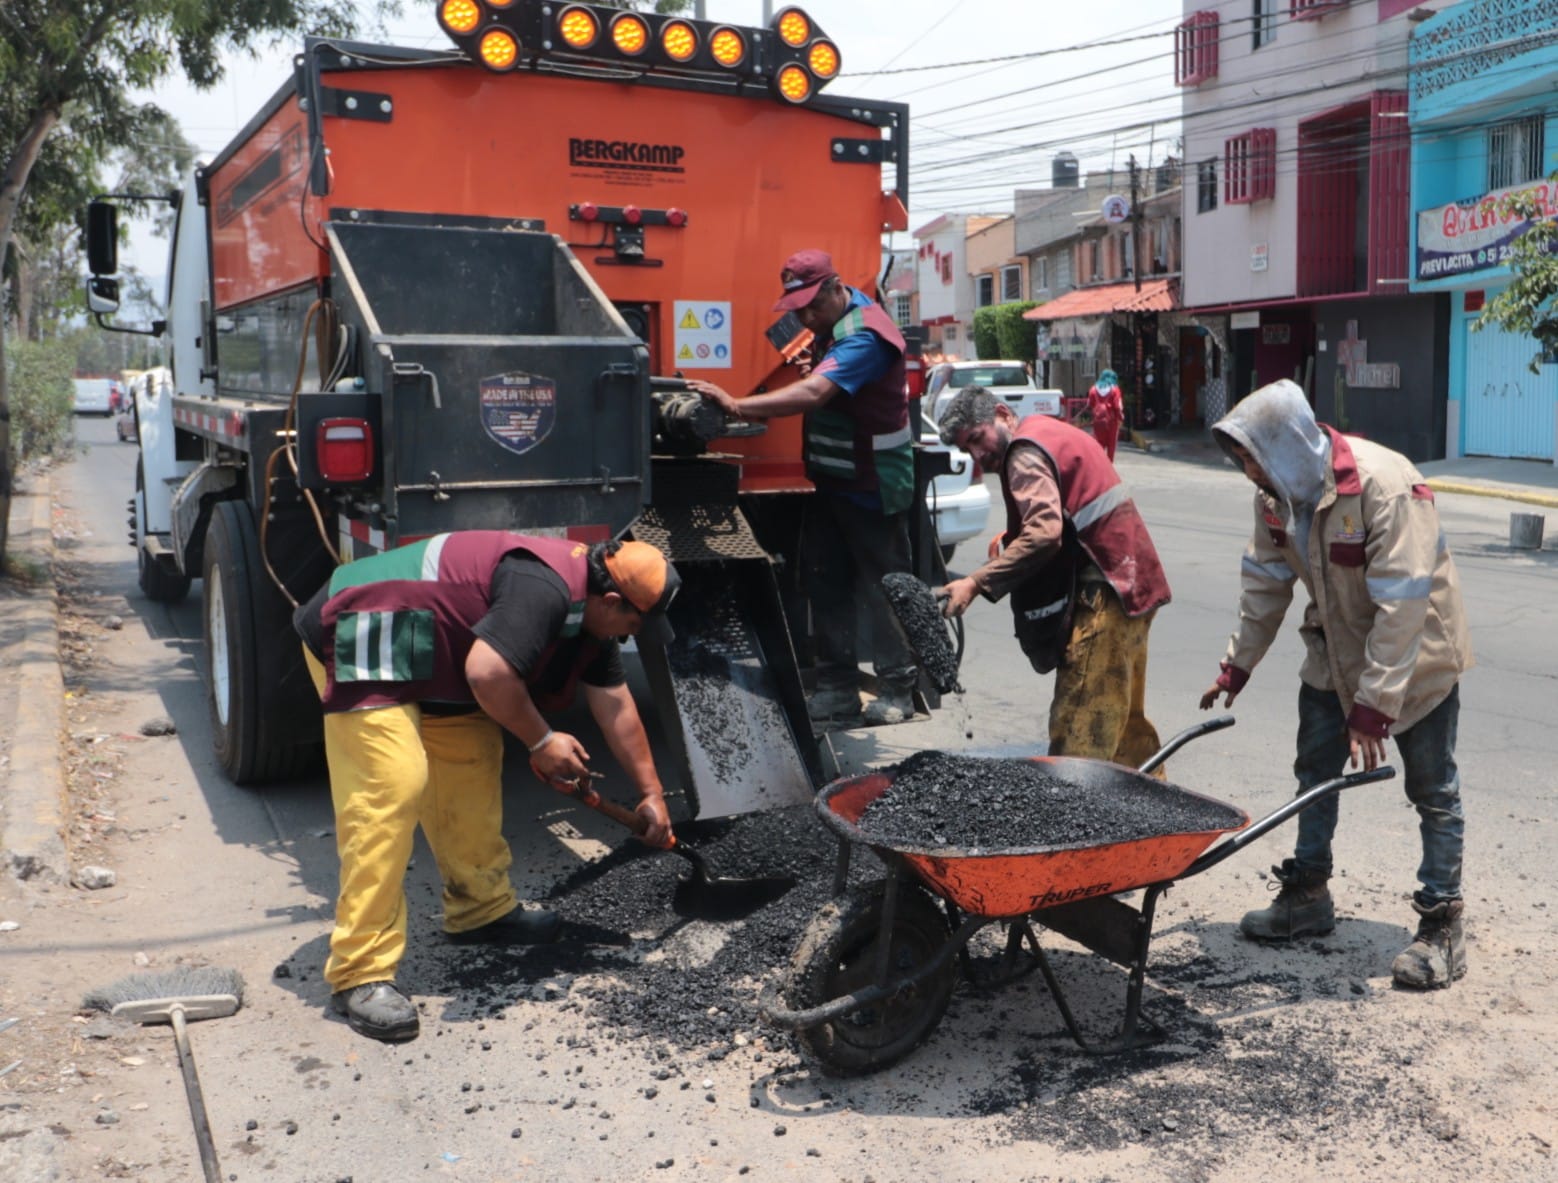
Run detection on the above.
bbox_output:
[304,652,515,991]
[293,533,680,1042]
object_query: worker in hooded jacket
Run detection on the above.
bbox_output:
[1200,379,1472,989]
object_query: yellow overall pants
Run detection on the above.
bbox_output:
[304,649,517,993]
[1048,585,1163,771]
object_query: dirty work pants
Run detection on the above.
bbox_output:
[304,649,516,993]
[1048,584,1161,769]
[804,494,918,695]
[1290,681,1463,906]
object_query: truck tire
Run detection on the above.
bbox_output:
[134,460,191,604]
[202,500,325,785]
[785,880,957,1076]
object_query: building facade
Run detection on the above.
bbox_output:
[1179,0,1455,459]
[912,213,1003,359]
[1408,0,1558,463]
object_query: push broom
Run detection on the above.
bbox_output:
[83,966,245,1183]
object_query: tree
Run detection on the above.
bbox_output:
[0,1,397,562]
[1474,171,1558,374]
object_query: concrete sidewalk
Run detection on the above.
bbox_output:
[0,472,67,884]
[1134,424,1558,510]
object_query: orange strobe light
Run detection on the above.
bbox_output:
[775,63,811,103]
[558,6,599,50]
[710,27,746,68]
[776,8,811,47]
[807,40,840,79]
[660,20,698,63]
[439,0,481,36]
[479,27,519,70]
[611,13,649,56]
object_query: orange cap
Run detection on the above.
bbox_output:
[603,541,681,645]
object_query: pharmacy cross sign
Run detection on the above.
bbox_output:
[1338,320,1401,389]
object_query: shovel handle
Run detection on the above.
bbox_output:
[566,781,678,851]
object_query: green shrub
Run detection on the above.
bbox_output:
[6,338,76,462]
[993,301,1039,366]
[973,301,1039,365]
[971,306,998,360]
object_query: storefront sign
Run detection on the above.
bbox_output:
[1230,311,1261,330]
[1101,195,1130,224]
[1262,323,1290,345]
[1250,243,1269,272]
[1338,320,1400,389]
[1416,179,1558,281]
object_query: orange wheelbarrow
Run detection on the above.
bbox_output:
[758,717,1395,1076]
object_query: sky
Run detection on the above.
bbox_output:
[122,0,1187,278]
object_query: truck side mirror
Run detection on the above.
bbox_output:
[87,275,121,315]
[87,201,118,276]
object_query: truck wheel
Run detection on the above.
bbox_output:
[202,500,324,785]
[785,880,957,1077]
[134,460,191,604]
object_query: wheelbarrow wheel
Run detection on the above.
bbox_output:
[785,879,956,1077]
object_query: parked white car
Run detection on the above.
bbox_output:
[926,360,1063,424]
[920,408,990,563]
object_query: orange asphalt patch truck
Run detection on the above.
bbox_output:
[85,3,917,820]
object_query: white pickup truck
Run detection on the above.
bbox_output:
[925,360,1063,425]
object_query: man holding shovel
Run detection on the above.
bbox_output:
[935,386,1171,767]
[295,534,678,1041]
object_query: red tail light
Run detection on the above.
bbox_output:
[904,357,925,400]
[316,418,375,483]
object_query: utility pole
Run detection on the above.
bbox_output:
[1128,155,1145,432]
[1128,154,1143,295]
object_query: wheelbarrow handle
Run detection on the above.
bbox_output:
[1135,715,1236,777]
[1183,765,1397,880]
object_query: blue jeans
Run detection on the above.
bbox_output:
[1291,681,1463,905]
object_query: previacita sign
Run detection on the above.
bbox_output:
[1416,179,1558,281]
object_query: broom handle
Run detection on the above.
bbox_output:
[170,1006,223,1183]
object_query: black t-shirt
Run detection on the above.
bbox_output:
[295,554,623,702]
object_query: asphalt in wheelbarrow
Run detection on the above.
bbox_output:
[857,750,1244,853]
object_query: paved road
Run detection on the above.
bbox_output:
[4,416,1555,1183]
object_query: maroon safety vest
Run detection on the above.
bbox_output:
[316,532,596,713]
[1001,416,1171,618]
[803,292,914,512]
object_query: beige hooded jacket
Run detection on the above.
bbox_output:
[1211,380,1471,736]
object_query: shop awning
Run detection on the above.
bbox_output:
[1024,278,1178,321]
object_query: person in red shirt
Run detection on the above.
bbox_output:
[1087,369,1125,461]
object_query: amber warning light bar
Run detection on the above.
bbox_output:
[435,1,840,104]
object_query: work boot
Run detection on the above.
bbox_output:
[807,685,862,725]
[1239,859,1335,940]
[332,981,419,1042]
[447,907,561,947]
[861,686,915,727]
[1391,898,1466,989]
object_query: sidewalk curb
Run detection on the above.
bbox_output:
[1424,479,1558,510]
[2,474,68,884]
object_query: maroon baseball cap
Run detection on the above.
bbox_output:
[774,249,838,312]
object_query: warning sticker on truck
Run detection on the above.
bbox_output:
[479,372,556,455]
[672,301,731,370]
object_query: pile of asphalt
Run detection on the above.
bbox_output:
[434,804,859,1049]
[856,750,1243,852]
[881,573,963,694]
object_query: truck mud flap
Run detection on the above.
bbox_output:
[631,504,821,820]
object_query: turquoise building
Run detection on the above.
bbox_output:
[1409,0,1558,463]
